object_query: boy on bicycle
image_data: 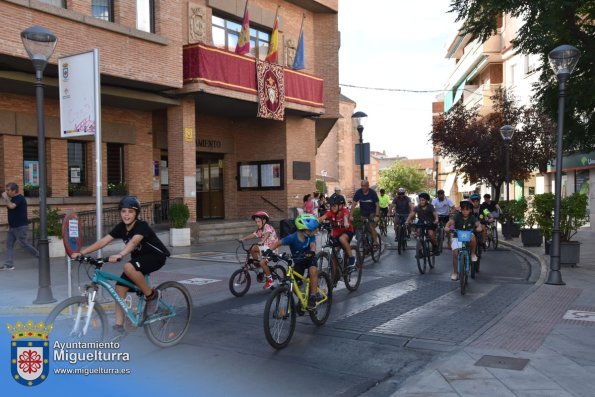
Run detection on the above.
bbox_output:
[445,200,483,281]
[71,196,170,339]
[266,214,320,309]
[405,192,440,255]
[470,193,489,247]
[239,211,279,289]
[319,196,357,271]
[390,187,413,242]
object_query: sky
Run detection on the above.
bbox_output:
[338,0,459,160]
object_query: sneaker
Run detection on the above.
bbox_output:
[450,273,459,281]
[144,288,161,316]
[471,254,478,262]
[110,324,127,341]
[347,256,357,270]
[0,264,15,270]
[263,277,274,290]
[307,294,317,310]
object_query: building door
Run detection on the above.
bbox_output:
[196,153,224,219]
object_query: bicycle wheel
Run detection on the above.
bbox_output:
[427,239,435,269]
[437,226,445,255]
[485,228,492,250]
[271,265,287,285]
[460,251,468,295]
[309,271,332,325]
[416,239,427,274]
[371,233,382,262]
[397,225,404,255]
[229,268,251,297]
[492,225,499,250]
[263,286,296,349]
[357,234,368,264]
[144,281,192,348]
[46,296,108,342]
[343,245,362,291]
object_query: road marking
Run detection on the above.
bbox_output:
[172,252,238,263]
[563,310,595,322]
[179,277,221,286]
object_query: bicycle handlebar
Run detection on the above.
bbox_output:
[75,255,121,267]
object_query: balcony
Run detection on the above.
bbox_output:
[182,43,325,116]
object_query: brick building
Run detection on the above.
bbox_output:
[0,0,340,231]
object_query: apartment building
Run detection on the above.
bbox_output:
[0,0,339,227]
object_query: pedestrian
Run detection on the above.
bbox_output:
[303,194,315,215]
[2,182,39,270]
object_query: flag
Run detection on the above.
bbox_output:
[292,29,304,70]
[235,1,250,55]
[265,15,279,63]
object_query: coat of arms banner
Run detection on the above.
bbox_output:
[256,59,285,121]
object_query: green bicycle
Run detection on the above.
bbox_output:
[263,252,332,349]
[46,256,192,347]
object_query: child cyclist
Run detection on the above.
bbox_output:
[445,200,483,281]
[71,196,170,339]
[266,214,320,309]
[318,195,357,271]
[239,211,279,289]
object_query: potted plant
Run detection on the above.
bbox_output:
[23,184,52,197]
[499,198,526,238]
[520,202,543,247]
[533,193,554,253]
[168,202,191,246]
[69,183,91,197]
[33,206,65,257]
[107,182,127,196]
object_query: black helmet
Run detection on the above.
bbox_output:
[418,192,431,201]
[118,196,141,216]
[331,195,346,206]
[460,200,473,210]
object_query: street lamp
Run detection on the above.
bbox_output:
[500,125,515,240]
[434,156,439,195]
[546,44,581,286]
[21,25,57,304]
[352,111,368,181]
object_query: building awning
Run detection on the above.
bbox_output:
[443,173,456,196]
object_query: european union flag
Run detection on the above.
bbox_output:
[292,30,305,70]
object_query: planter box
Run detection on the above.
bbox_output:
[560,240,580,266]
[170,228,191,247]
[48,235,65,258]
[521,229,543,247]
[108,190,127,196]
[502,222,521,239]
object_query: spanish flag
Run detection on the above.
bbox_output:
[265,9,279,63]
[235,0,250,55]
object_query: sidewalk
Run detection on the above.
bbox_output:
[392,226,595,397]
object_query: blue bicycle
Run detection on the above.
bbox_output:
[46,256,192,347]
[453,229,473,295]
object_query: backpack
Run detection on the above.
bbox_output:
[279,218,297,238]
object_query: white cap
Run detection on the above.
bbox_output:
[334,186,342,191]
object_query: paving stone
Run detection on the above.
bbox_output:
[486,365,562,391]
[450,378,516,397]
[394,370,455,394]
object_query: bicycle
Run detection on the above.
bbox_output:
[485,215,499,250]
[394,214,408,255]
[229,240,286,297]
[412,221,436,274]
[378,212,389,237]
[452,230,473,295]
[436,215,451,254]
[356,218,382,263]
[46,256,192,347]
[263,252,332,349]
[316,224,361,291]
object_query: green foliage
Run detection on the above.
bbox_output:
[377,162,431,195]
[499,198,527,225]
[532,193,555,241]
[351,207,363,230]
[531,192,588,242]
[33,206,63,238]
[107,182,127,194]
[448,0,595,151]
[315,179,326,194]
[168,203,190,228]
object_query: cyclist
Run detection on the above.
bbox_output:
[378,188,390,224]
[352,180,380,247]
[71,196,170,339]
[266,214,320,309]
[390,187,414,242]
[406,192,440,255]
[319,196,357,271]
[432,189,455,226]
[239,210,279,289]
[445,200,482,281]
[480,193,501,219]
[470,193,489,247]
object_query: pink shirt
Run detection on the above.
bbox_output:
[253,223,279,249]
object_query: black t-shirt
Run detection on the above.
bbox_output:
[453,213,478,230]
[480,201,497,213]
[392,196,412,215]
[414,204,436,223]
[109,220,170,258]
[7,194,29,228]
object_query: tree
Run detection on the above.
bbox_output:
[377,162,431,196]
[431,89,555,200]
[449,0,595,151]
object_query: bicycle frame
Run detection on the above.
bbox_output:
[282,260,330,310]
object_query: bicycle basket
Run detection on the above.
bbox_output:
[457,230,472,242]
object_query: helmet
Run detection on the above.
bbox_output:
[331,195,346,206]
[470,193,481,201]
[398,187,406,194]
[295,214,320,231]
[118,196,141,216]
[251,211,269,222]
[418,192,431,201]
[460,200,473,210]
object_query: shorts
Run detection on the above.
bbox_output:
[363,213,378,225]
[438,215,450,225]
[380,207,389,217]
[331,231,354,245]
[117,254,166,288]
[293,256,316,276]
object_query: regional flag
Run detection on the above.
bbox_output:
[265,16,279,63]
[292,29,305,70]
[235,1,250,55]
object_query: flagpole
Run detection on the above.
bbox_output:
[292,14,306,70]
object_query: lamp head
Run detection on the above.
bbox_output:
[500,125,515,143]
[21,26,57,71]
[548,44,581,78]
[352,111,368,131]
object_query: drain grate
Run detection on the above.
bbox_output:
[474,355,530,371]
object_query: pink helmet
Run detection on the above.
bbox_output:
[251,211,269,222]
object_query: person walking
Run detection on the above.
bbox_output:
[2,182,39,270]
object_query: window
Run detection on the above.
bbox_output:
[23,138,39,187]
[237,160,284,190]
[137,0,155,33]
[38,0,66,7]
[212,15,270,59]
[508,64,516,86]
[107,143,124,185]
[92,0,114,22]
[68,141,87,193]
[525,54,539,75]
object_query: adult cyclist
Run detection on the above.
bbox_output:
[470,193,489,247]
[352,180,380,247]
[390,187,413,242]
[432,189,455,226]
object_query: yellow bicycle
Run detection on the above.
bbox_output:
[263,252,332,349]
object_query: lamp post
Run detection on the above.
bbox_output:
[21,26,57,304]
[435,156,439,196]
[500,125,515,240]
[352,111,368,181]
[546,44,581,286]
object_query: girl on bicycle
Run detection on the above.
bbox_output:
[239,211,279,290]
[406,192,440,255]
[71,196,170,339]
[445,200,482,281]
[319,196,357,270]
